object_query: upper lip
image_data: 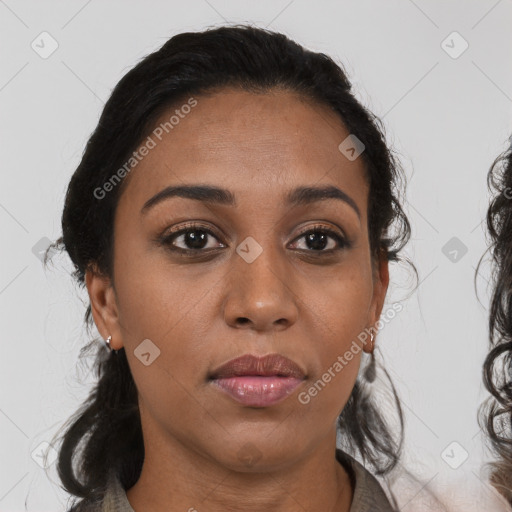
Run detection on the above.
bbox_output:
[209,353,306,379]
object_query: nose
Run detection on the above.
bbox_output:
[222,242,299,332]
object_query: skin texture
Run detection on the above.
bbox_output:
[86,87,389,512]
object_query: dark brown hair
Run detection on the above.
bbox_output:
[479,140,512,505]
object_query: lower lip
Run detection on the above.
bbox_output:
[210,376,304,407]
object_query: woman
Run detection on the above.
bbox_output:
[480,139,512,507]
[47,24,417,512]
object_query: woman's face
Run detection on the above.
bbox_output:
[88,87,388,471]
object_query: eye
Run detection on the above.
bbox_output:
[158,222,350,257]
[160,223,225,254]
[290,225,350,253]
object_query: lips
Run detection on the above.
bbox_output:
[208,353,306,407]
[209,353,306,380]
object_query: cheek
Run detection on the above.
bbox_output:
[298,268,372,411]
[308,263,373,350]
[117,274,210,428]
[113,233,210,342]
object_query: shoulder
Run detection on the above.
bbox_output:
[336,449,397,512]
[66,499,103,512]
[65,470,135,512]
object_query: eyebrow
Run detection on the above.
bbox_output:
[141,184,361,218]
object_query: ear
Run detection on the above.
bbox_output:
[363,249,390,354]
[85,265,123,351]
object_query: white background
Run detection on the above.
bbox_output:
[1,1,512,510]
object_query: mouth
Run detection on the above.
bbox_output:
[208,353,306,407]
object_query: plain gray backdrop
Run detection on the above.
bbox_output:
[1,1,512,510]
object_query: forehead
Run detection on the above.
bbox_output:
[119,87,368,213]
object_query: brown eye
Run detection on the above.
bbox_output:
[159,222,350,258]
[160,224,225,254]
[290,226,350,253]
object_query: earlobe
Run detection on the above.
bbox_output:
[362,330,376,355]
[85,267,122,349]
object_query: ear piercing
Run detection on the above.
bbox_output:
[105,335,119,353]
[364,332,376,383]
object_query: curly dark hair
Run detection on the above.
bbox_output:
[45,24,414,509]
[478,139,512,505]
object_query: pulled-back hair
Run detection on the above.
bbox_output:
[46,24,413,508]
[479,140,512,505]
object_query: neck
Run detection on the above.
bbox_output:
[125,424,353,512]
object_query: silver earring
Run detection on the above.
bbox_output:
[363,333,376,383]
[105,335,112,351]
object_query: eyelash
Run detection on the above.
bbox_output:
[158,222,351,257]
